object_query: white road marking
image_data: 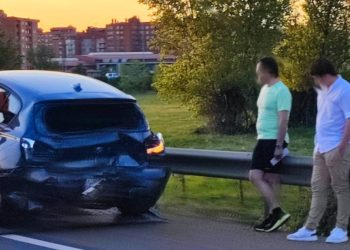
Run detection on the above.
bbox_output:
[2,234,84,250]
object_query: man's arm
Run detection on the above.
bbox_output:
[338,88,350,157]
[339,118,350,157]
[274,110,290,159]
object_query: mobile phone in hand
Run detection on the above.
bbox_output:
[270,148,289,166]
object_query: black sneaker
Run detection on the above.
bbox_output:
[264,207,291,232]
[254,214,273,232]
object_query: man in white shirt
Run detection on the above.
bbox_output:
[288,58,350,244]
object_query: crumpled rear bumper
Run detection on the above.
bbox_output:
[2,165,171,210]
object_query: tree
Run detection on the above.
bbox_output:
[140,0,290,134]
[119,61,153,92]
[0,31,21,69]
[275,0,350,126]
[72,63,87,75]
[27,45,60,70]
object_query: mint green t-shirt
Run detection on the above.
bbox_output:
[256,81,292,143]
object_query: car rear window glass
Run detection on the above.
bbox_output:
[42,102,148,133]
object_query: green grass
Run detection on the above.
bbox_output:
[134,92,313,227]
[135,92,315,155]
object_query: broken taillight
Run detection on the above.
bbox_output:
[145,133,165,156]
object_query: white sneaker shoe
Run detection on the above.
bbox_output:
[287,227,318,242]
[326,227,348,244]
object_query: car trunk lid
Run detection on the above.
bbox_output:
[25,100,149,169]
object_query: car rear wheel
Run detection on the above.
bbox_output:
[0,193,11,212]
[0,192,18,221]
[118,200,154,215]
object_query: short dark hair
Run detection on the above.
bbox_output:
[258,57,279,77]
[310,58,337,77]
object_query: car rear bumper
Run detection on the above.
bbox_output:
[2,165,171,210]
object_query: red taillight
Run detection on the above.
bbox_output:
[147,141,165,155]
[146,133,165,155]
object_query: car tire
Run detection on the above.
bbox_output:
[118,200,154,215]
[0,193,11,212]
[0,192,16,221]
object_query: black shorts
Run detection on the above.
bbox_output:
[251,139,288,174]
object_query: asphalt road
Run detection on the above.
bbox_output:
[0,209,348,250]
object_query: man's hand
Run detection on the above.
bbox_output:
[274,146,283,160]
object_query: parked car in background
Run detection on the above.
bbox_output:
[105,72,119,79]
[0,70,170,215]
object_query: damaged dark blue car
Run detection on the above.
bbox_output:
[0,70,170,215]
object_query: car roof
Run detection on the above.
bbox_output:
[0,70,134,102]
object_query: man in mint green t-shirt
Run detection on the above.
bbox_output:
[256,81,291,143]
[249,57,292,233]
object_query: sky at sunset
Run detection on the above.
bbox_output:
[1,0,152,31]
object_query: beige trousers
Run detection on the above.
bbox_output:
[305,145,350,230]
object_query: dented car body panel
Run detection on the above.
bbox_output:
[0,70,170,213]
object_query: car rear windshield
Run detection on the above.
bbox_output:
[38,101,148,134]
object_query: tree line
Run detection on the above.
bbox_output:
[140,0,350,133]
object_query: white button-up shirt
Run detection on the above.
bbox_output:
[315,76,350,153]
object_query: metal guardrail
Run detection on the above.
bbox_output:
[165,148,313,187]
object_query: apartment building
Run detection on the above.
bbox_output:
[39,26,77,58]
[76,27,106,55]
[106,16,155,52]
[0,10,39,68]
